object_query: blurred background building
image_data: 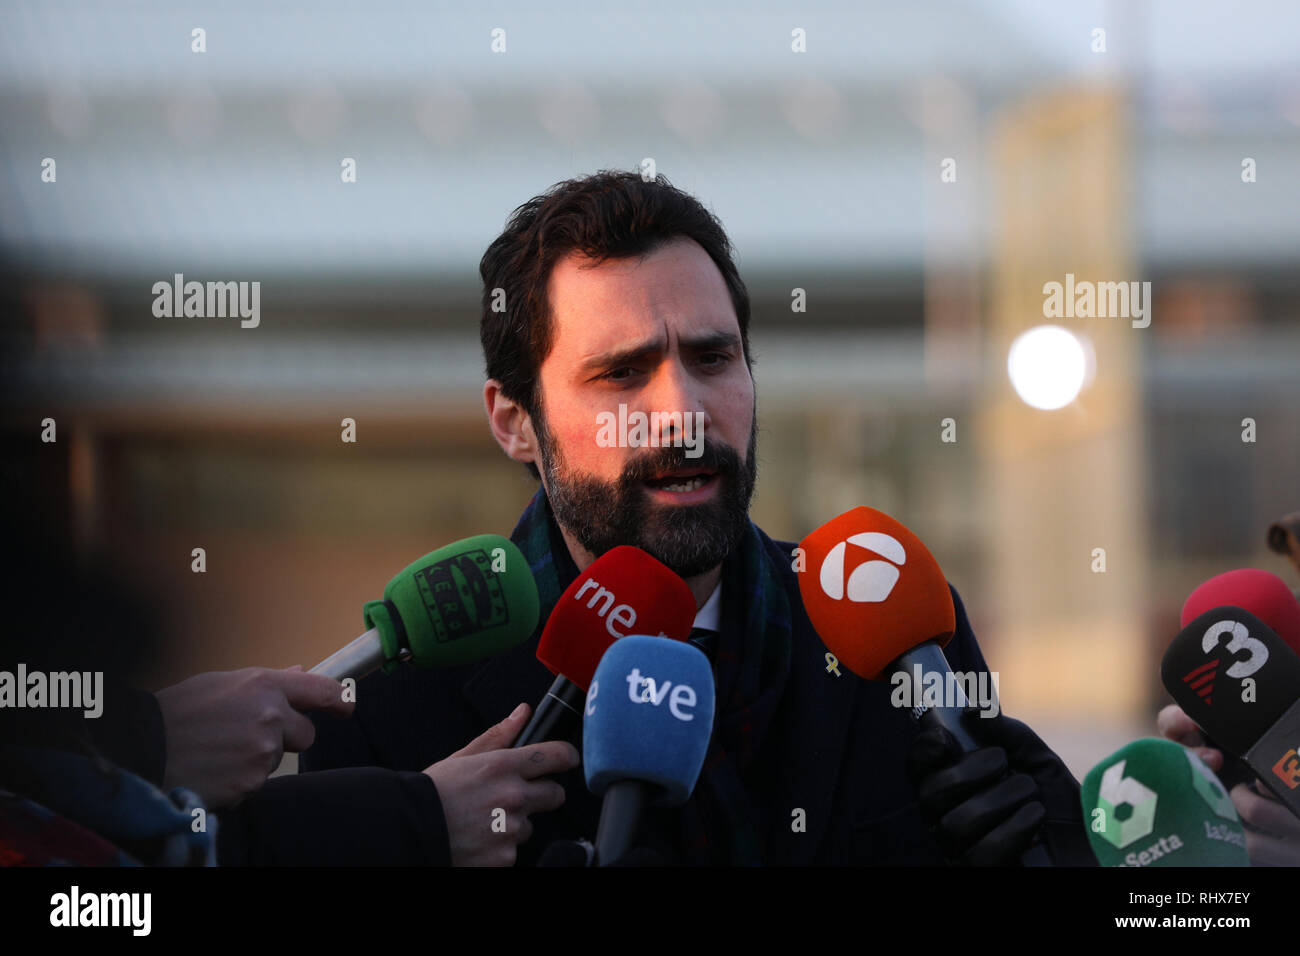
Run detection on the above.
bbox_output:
[2,0,1298,777]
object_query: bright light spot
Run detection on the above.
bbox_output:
[1007,325,1089,410]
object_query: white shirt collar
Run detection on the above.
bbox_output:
[692,580,723,632]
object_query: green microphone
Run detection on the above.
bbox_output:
[310,534,539,680]
[1080,738,1249,867]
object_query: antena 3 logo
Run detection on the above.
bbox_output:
[818,532,906,602]
[796,507,956,681]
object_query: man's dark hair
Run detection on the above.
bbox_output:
[478,169,752,478]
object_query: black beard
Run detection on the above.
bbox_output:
[535,409,757,579]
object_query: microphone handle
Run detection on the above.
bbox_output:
[1241,696,1300,819]
[512,675,586,748]
[896,642,979,750]
[595,780,649,866]
[309,627,386,681]
[895,641,1051,866]
[1203,731,1258,791]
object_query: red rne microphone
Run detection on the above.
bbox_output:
[512,546,696,748]
[1181,569,1300,656]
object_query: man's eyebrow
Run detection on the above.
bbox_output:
[578,329,742,374]
[579,339,665,373]
[678,330,741,353]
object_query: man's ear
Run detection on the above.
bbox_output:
[484,380,539,468]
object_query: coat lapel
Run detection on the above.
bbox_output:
[758,544,858,865]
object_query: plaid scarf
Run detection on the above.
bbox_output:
[509,488,793,865]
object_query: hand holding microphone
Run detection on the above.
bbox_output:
[423,702,578,867]
[1156,703,1224,773]
[1227,780,1300,866]
[156,665,353,809]
[906,710,1053,866]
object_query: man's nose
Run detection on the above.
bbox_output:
[643,358,711,446]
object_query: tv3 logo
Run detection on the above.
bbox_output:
[818,532,907,603]
[1274,749,1300,790]
[1181,619,1269,706]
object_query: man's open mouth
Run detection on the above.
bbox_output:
[642,470,718,493]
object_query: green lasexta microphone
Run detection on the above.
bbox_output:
[310,534,539,680]
[1080,737,1249,867]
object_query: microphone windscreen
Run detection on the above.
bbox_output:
[364,534,539,669]
[1161,605,1300,755]
[1081,738,1249,867]
[797,506,954,680]
[537,546,695,690]
[583,634,715,807]
[1181,569,1300,655]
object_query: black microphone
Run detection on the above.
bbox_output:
[1161,605,1300,819]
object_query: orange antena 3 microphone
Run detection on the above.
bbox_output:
[800,507,1053,866]
[798,507,971,746]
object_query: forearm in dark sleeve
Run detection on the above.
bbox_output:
[91,684,167,787]
[1022,745,1098,865]
[301,700,386,773]
[215,767,451,866]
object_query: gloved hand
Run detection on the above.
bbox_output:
[906,708,1047,866]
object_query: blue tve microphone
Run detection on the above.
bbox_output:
[583,633,715,865]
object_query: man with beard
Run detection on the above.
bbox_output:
[300,169,1094,867]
